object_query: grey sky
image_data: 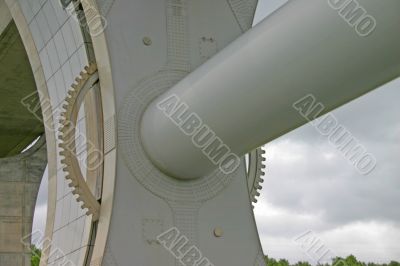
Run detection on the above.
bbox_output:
[253,1,400,263]
[33,0,399,263]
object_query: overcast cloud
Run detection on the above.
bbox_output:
[253,1,400,259]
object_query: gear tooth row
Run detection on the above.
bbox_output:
[250,147,267,204]
[71,188,80,195]
[58,142,64,149]
[68,86,77,94]
[68,181,78,188]
[58,64,101,222]
[65,95,75,105]
[85,63,97,74]
[80,72,89,79]
[61,129,74,139]
[65,96,76,105]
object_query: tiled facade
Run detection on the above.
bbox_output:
[16,0,93,264]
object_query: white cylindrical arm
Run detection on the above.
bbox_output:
[141,0,400,179]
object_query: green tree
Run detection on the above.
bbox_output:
[294,261,312,266]
[345,255,363,266]
[263,255,400,266]
[278,258,290,266]
[389,261,400,266]
[265,256,278,266]
[31,245,41,266]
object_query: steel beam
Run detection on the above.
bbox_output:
[141,0,400,179]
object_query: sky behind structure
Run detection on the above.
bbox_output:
[33,0,400,264]
[253,0,400,263]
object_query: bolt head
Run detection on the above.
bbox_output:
[214,227,223,237]
[143,37,152,46]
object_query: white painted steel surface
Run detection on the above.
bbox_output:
[141,0,400,179]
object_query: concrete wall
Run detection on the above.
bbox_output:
[0,136,46,266]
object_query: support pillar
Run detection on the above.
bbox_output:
[0,136,46,265]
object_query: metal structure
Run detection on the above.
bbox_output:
[58,63,101,221]
[0,0,399,265]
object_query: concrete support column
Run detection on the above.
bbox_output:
[0,136,46,266]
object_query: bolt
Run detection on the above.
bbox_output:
[214,227,223,238]
[143,37,152,46]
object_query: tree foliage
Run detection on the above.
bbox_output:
[31,245,42,266]
[264,255,399,266]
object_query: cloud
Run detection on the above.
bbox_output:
[254,78,400,263]
[252,3,400,259]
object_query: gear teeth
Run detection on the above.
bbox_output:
[86,63,97,74]
[58,64,101,222]
[68,182,78,188]
[68,87,76,94]
[247,146,266,205]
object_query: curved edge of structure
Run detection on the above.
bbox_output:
[4,1,58,265]
[80,0,118,264]
[3,133,47,160]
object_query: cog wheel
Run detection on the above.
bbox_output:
[58,63,101,221]
[246,146,266,204]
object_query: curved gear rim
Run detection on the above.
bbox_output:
[247,146,266,204]
[58,63,101,221]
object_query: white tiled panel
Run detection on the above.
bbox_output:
[16,0,93,264]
